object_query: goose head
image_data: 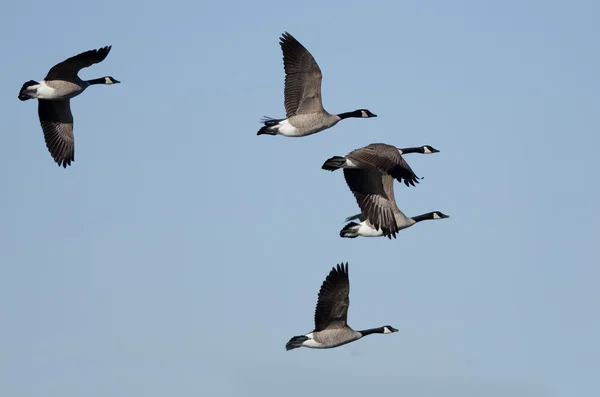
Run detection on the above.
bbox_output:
[422,145,439,154]
[337,109,377,119]
[397,145,440,155]
[103,76,121,84]
[432,211,449,219]
[383,325,398,334]
[358,109,377,118]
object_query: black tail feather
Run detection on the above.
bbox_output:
[18,80,38,101]
[257,117,282,135]
[322,156,346,171]
[257,125,276,135]
[340,222,360,238]
[286,335,308,351]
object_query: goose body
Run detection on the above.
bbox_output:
[18,46,120,168]
[286,263,397,351]
[322,144,444,238]
[21,79,88,101]
[340,211,449,238]
[258,32,377,137]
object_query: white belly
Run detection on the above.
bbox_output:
[357,222,384,237]
[277,119,300,137]
[302,333,325,348]
[35,81,59,99]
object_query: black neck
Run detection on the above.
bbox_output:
[337,110,363,119]
[358,327,386,336]
[87,78,105,85]
[411,212,436,223]
[398,146,423,154]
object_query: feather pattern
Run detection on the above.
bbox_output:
[314,263,350,332]
[280,32,324,117]
[343,169,400,238]
[45,46,112,80]
[346,143,420,187]
[38,99,75,168]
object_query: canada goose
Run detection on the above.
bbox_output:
[286,262,397,351]
[257,32,377,137]
[322,144,440,186]
[322,144,441,237]
[340,210,449,239]
[18,46,120,168]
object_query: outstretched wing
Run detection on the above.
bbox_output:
[45,46,112,80]
[38,99,75,168]
[314,263,350,331]
[343,167,399,238]
[280,32,324,117]
[347,143,420,187]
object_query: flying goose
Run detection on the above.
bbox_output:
[286,262,397,351]
[322,144,443,238]
[340,209,449,239]
[257,32,377,137]
[18,46,120,168]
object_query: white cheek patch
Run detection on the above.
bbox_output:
[361,110,367,118]
[383,327,392,334]
[423,146,432,154]
[433,213,441,219]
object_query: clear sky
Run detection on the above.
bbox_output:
[1,0,599,396]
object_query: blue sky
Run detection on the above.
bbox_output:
[1,0,599,396]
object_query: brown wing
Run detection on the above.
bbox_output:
[381,175,405,239]
[314,263,350,332]
[279,32,324,117]
[343,167,399,238]
[347,143,421,187]
[38,99,74,168]
[45,46,112,80]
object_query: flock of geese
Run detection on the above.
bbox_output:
[18,32,449,351]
